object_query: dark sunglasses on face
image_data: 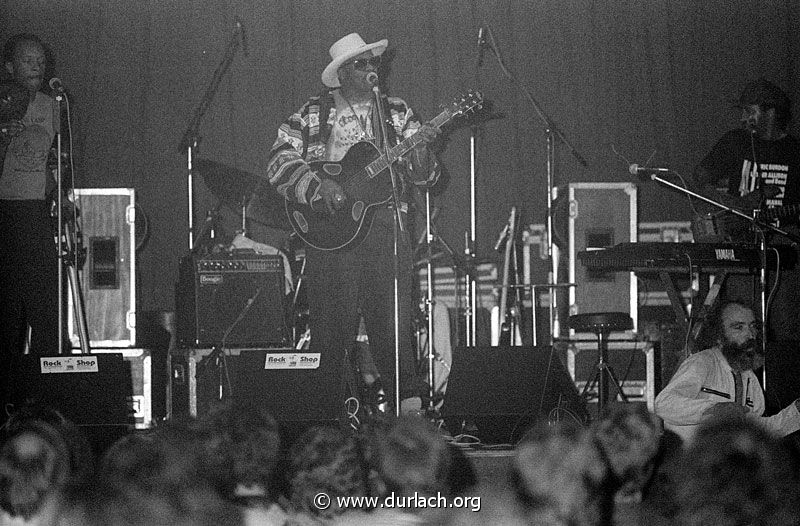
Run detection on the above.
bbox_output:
[347,56,381,71]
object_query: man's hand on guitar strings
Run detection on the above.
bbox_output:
[317,178,347,215]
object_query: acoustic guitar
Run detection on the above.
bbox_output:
[285,91,483,251]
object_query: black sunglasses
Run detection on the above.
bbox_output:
[346,56,381,71]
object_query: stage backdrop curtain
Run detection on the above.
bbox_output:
[2,0,798,311]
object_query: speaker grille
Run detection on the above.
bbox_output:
[176,254,288,347]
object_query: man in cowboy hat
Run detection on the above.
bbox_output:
[261,33,440,415]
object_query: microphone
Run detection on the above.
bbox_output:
[493,223,510,251]
[48,77,65,92]
[366,72,379,86]
[628,164,671,177]
[477,26,486,67]
[235,18,249,56]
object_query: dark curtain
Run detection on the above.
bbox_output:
[3,0,798,312]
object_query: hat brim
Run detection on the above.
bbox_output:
[321,39,388,88]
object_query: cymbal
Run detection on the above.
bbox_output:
[195,158,290,230]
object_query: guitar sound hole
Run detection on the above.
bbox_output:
[351,201,364,221]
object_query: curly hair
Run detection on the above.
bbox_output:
[196,400,281,495]
[512,421,613,526]
[591,402,661,495]
[2,33,45,63]
[0,419,71,520]
[674,416,800,526]
[287,425,368,519]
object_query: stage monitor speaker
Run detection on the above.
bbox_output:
[171,348,347,445]
[176,253,289,348]
[441,346,588,444]
[4,353,132,427]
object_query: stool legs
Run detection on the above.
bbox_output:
[597,331,628,409]
[581,331,629,411]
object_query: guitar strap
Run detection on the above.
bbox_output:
[300,91,336,159]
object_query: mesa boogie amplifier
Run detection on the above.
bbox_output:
[176,253,288,348]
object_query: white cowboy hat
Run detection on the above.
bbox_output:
[321,33,388,88]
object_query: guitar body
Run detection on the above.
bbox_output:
[691,210,753,243]
[285,141,393,251]
[282,90,484,251]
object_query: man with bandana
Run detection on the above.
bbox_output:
[655,301,800,444]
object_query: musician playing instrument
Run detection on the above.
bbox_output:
[260,33,440,412]
[0,33,72,355]
[691,78,800,340]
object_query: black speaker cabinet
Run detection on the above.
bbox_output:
[169,348,347,444]
[176,253,289,348]
[3,353,132,427]
[442,346,588,444]
[765,340,800,414]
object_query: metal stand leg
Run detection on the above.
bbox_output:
[595,331,628,410]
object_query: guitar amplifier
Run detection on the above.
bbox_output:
[176,253,289,348]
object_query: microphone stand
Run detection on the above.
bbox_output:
[639,170,799,367]
[178,20,245,251]
[52,89,92,355]
[372,81,405,417]
[55,89,66,354]
[483,25,587,346]
[462,26,485,349]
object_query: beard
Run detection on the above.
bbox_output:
[720,337,764,372]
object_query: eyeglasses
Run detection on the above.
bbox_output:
[346,56,382,71]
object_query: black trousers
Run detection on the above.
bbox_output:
[304,208,418,407]
[0,200,63,355]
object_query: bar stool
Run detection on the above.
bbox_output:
[569,312,633,411]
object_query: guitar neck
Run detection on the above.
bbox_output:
[366,111,451,176]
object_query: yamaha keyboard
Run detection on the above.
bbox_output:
[578,242,796,273]
[578,242,797,353]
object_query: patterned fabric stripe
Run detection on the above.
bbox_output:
[273,159,308,198]
[267,149,301,183]
[265,91,437,204]
[294,168,320,205]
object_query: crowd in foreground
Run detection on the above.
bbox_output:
[2,398,800,526]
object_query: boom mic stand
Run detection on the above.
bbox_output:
[636,168,800,372]
[178,19,246,251]
[481,25,587,345]
[372,79,406,417]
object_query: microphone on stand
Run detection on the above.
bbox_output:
[477,26,486,67]
[235,17,249,56]
[366,72,379,86]
[493,223,510,251]
[49,77,66,93]
[628,163,671,178]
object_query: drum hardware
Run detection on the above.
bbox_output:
[179,20,248,251]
